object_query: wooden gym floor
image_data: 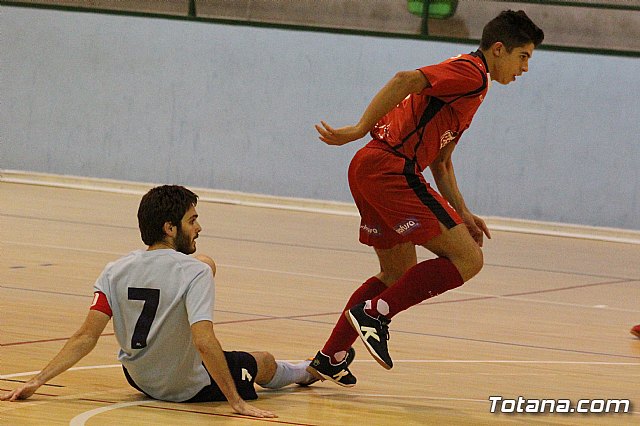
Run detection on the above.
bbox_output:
[1,180,638,425]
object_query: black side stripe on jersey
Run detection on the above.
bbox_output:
[408,97,446,167]
[404,97,446,143]
[403,159,458,229]
[392,96,446,155]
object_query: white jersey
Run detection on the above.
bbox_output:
[94,249,214,402]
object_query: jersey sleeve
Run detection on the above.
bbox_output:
[91,267,113,316]
[90,291,113,316]
[184,266,214,325]
[418,59,485,98]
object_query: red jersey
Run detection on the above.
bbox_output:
[370,50,490,171]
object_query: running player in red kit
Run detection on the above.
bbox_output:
[307,10,544,385]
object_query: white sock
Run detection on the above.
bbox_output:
[333,350,347,363]
[365,299,390,316]
[376,299,390,316]
[260,360,314,389]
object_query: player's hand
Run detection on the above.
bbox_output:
[461,212,491,247]
[0,382,40,401]
[229,399,277,418]
[315,120,366,146]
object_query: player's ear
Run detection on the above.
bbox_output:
[163,221,176,237]
[492,41,505,57]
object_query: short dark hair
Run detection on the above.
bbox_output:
[480,10,544,51]
[137,185,198,246]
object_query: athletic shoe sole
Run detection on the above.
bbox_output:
[305,349,356,387]
[305,365,355,387]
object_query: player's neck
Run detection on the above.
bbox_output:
[479,48,495,76]
[148,240,176,251]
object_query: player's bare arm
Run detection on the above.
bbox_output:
[430,142,491,246]
[191,321,277,418]
[316,70,429,146]
[1,310,110,402]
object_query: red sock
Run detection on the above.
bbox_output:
[365,258,463,319]
[322,276,387,363]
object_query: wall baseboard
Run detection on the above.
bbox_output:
[2,169,639,245]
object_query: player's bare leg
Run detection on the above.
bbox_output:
[373,242,418,286]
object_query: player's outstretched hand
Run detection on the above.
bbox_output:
[315,120,365,146]
[0,381,40,402]
[230,399,277,418]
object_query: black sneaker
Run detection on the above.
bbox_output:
[306,347,357,387]
[346,302,393,370]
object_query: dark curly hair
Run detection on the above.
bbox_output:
[137,185,198,246]
[480,10,544,51]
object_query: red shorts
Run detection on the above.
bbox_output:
[348,140,462,249]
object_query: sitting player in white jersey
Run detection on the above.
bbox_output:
[0,185,319,418]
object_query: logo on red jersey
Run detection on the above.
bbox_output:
[440,130,457,149]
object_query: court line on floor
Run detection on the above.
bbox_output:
[0,216,368,257]
[3,259,637,314]
[3,359,639,380]
[4,364,638,419]
[0,333,113,347]
[68,401,150,426]
[9,282,636,321]
[8,275,636,314]
[68,398,316,426]
[3,243,637,357]
[5,317,637,360]
[3,283,638,360]
[3,221,639,281]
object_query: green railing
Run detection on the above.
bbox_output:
[407,0,459,35]
[407,0,640,36]
[1,0,638,55]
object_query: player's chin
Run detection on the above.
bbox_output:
[497,74,516,85]
[185,242,197,255]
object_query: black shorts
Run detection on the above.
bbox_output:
[123,350,258,402]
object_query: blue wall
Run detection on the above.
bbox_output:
[1,6,639,229]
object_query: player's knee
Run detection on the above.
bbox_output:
[253,351,275,367]
[194,254,217,277]
[253,351,277,384]
[461,245,483,281]
[450,245,483,282]
[264,351,276,365]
